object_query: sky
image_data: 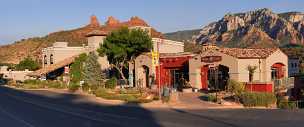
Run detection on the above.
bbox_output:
[1,0,304,45]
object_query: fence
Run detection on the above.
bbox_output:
[273,77,294,91]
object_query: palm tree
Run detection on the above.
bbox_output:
[247,65,257,82]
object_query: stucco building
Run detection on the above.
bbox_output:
[133,44,289,92]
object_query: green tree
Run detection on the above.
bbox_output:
[15,57,40,71]
[98,27,152,81]
[83,52,104,87]
[70,53,87,83]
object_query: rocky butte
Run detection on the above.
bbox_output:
[195,8,304,48]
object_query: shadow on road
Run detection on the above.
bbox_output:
[0,86,162,127]
[171,108,239,127]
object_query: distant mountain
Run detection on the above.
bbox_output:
[195,8,304,48]
[164,29,201,42]
[0,16,162,64]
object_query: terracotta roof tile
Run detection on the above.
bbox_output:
[218,48,278,59]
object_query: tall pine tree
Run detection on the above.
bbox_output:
[83,52,105,87]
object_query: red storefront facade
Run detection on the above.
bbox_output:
[155,54,194,89]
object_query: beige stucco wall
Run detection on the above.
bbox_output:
[88,36,105,50]
[265,50,288,81]
[236,59,265,82]
[189,50,238,89]
[42,35,110,71]
[188,49,288,89]
[152,38,184,53]
[134,54,154,88]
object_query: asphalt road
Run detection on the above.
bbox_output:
[0,86,303,127]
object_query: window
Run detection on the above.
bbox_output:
[44,55,47,64]
[50,54,54,64]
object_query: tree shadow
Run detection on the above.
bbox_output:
[0,86,163,127]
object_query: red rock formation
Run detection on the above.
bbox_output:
[105,16,120,25]
[88,15,100,28]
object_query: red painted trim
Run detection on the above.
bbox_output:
[245,83,273,93]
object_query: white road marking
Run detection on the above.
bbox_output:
[0,105,35,127]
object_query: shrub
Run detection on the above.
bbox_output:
[207,94,217,102]
[15,57,40,71]
[105,77,117,89]
[277,101,297,109]
[68,82,80,92]
[94,87,146,103]
[81,83,90,92]
[240,92,276,107]
[22,79,46,89]
[227,79,245,97]
[47,81,65,89]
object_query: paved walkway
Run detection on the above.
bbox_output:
[171,92,243,109]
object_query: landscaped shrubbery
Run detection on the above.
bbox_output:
[207,94,217,102]
[277,100,297,109]
[240,92,276,107]
[93,87,151,103]
[105,77,117,89]
[68,82,80,92]
[200,93,217,102]
[22,79,66,89]
[227,79,245,97]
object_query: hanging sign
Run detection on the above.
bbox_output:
[201,56,222,63]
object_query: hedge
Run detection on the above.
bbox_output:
[240,92,276,107]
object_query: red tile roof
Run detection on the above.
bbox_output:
[218,48,279,59]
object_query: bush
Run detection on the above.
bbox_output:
[68,82,80,92]
[94,87,146,103]
[22,80,66,89]
[15,57,40,71]
[240,92,276,107]
[47,81,65,89]
[105,77,117,89]
[81,83,90,92]
[227,79,245,97]
[207,94,217,102]
[277,101,297,109]
[22,79,46,89]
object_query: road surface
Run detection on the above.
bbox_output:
[0,86,303,127]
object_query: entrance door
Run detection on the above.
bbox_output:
[201,66,208,90]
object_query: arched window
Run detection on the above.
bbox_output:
[44,55,47,64]
[50,54,54,64]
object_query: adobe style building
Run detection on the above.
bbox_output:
[29,16,184,79]
[133,44,289,92]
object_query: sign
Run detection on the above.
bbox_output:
[201,56,222,63]
[64,66,69,74]
[151,51,159,66]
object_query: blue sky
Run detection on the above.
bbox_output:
[1,0,303,45]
